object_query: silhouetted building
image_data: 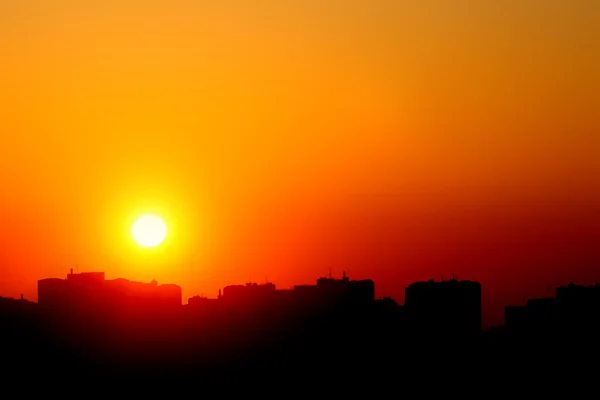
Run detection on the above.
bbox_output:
[504,284,600,338]
[0,295,38,316]
[555,283,600,336]
[38,278,70,310]
[221,282,281,309]
[374,297,400,313]
[556,283,600,303]
[0,296,40,346]
[37,270,182,315]
[525,298,557,332]
[293,272,375,311]
[105,278,182,313]
[222,282,276,302]
[188,295,220,307]
[293,284,320,305]
[504,297,558,338]
[505,305,528,335]
[404,279,482,337]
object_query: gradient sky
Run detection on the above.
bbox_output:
[1,1,598,326]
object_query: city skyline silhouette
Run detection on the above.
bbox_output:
[2,2,599,332]
[7,268,600,330]
[1,0,598,386]
[2,268,600,383]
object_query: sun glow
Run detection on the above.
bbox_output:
[132,214,168,247]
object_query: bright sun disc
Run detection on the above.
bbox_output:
[132,214,167,247]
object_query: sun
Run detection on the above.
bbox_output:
[132,214,167,247]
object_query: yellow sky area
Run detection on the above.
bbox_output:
[0,1,598,301]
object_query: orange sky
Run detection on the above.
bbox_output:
[0,1,599,326]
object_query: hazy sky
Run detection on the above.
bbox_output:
[0,1,598,325]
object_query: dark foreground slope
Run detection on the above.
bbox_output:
[2,308,598,388]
